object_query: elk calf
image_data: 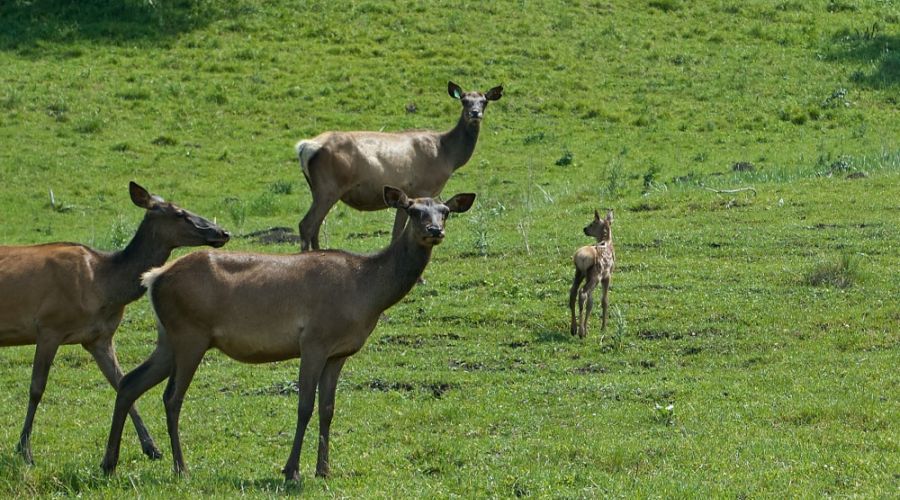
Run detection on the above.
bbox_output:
[101,186,475,481]
[295,81,501,250]
[0,182,229,464]
[569,210,615,338]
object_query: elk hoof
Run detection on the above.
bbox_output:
[282,466,301,482]
[15,442,34,465]
[142,441,163,460]
[100,459,116,475]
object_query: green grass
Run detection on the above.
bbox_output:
[1,0,898,497]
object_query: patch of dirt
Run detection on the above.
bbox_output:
[449,359,487,371]
[573,363,608,374]
[346,229,389,240]
[244,227,302,245]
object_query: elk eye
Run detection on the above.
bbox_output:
[407,208,420,218]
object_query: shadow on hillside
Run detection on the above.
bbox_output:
[825,29,899,89]
[0,0,220,52]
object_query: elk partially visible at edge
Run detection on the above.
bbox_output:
[0,182,229,464]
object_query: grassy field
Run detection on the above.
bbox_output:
[1,0,898,497]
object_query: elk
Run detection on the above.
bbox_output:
[569,210,616,338]
[0,182,229,464]
[100,186,476,480]
[295,80,501,251]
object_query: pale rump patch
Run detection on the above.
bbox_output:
[295,140,323,179]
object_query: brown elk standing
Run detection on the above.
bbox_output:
[569,210,616,338]
[100,186,476,480]
[295,81,501,250]
[0,182,229,464]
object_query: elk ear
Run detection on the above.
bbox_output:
[445,193,476,213]
[484,85,503,101]
[129,182,156,209]
[384,186,411,209]
[594,209,601,221]
[605,209,614,224]
[448,81,463,100]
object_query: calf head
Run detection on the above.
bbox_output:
[584,209,613,242]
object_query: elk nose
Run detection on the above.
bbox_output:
[469,110,483,119]
[583,227,590,235]
[427,226,444,238]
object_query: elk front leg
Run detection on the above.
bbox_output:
[85,338,161,460]
[315,357,348,477]
[283,353,327,481]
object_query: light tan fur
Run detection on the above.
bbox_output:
[0,182,228,464]
[296,81,501,250]
[101,187,476,481]
[569,209,616,338]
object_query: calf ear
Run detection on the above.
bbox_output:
[606,209,614,224]
[445,193,476,213]
[484,85,503,101]
[448,81,463,100]
[129,182,156,209]
[384,186,411,209]
[594,209,601,221]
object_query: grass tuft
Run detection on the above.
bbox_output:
[804,253,864,289]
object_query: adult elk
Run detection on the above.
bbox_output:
[295,81,501,250]
[569,210,616,338]
[0,182,229,464]
[100,186,476,480]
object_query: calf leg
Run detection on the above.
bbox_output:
[579,274,600,338]
[600,277,611,331]
[569,269,584,336]
[315,357,348,477]
[84,338,161,460]
[17,341,59,464]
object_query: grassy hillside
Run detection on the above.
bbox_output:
[0,0,897,496]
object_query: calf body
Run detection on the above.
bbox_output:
[569,210,616,338]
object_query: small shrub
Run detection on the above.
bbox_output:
[249,192,277,216]
[555,149,574,166]
[804,253,863,289]
[651,403,675,426]
[523,131,545,145]
[223,197,247,229]
[151,136,177,146]
[648,0,680,13]
[74,117,103,134]
[269,180,294,195]
[732,161,755,172]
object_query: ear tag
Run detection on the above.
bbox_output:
[453,89,461,99]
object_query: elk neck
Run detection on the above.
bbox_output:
[105,216,177,304]
[440,112,481,170]
[366,230,433,312]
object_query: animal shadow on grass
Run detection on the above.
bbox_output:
[534,330,572,343]
[0,0,222,51]
[824,31,899,89]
